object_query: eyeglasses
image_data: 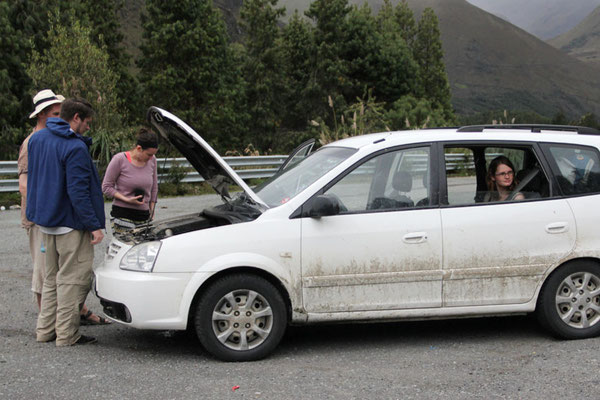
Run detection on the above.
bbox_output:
[495,171,514,178]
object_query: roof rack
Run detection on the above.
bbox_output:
[457,124,600,135]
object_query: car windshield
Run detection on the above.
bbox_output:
[254,147,357,208]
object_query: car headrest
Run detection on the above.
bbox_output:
[392,170,412,193]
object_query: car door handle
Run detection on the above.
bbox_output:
[402,232,428,244]
[545,222,569,234]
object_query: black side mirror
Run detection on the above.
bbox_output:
[309,195,341,218]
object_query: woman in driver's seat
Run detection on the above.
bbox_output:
[484,156,525,202]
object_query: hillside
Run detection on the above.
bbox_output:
[256,0,600,117]
[406,0,600,117]
[281,0,386,19]
[119,0,600,118]
[465,0,600,40]
[549,5,600,65]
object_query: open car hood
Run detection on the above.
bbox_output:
[147,107,268,209]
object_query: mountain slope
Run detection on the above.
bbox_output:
[466,0,600,40]
[549,5,600,65]
[407,0,600,117]
[279,0,600,117]
[120,0,600,118]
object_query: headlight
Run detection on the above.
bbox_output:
[119,241,162,272]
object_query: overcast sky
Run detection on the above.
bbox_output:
[466,0,600,39]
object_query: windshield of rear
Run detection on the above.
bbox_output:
[254,147,357,207]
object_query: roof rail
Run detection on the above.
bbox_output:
[457,124,600,135]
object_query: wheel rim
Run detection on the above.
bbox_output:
[555,272,600,329]
[211,289,274,351]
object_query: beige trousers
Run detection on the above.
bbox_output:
[27,224,45,294]
[36,230,94,346]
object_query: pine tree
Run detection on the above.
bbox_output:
[138,0,248,151]
[1,0,57,131]
[279,11,315,131]
[395,0,417,49]
[0,2,26,131]
[240,0,286,151]
[305,0,351,119]
[27,10,125,167]
[2,0,139,134]
[413,7,453,120]
[372,2,419,104]
[79,0,140,123]
[343,4,379,101]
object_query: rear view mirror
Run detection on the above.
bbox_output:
[309,195,341,218]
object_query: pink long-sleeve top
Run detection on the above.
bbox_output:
[102,152,158,211]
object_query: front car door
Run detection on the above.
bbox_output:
[439,142,576,307]
[300,146,444,313]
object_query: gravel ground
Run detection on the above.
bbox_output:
[1,195,599,399]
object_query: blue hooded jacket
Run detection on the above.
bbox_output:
[26,117,105,231]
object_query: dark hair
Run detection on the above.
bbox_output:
[136,127,158,150]
[60,98,94,122]
[486,155,519,196]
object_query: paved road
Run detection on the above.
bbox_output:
[1,195,599,399]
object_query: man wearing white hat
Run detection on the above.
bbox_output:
[27,97,106,346]
[18,89,64,309]
[18,90,109,327]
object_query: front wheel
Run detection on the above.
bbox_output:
[537,261,600,339]
[194,274,287,361]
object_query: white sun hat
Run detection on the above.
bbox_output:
[29,89,65,119]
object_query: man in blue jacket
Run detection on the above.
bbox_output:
[27,98,105,346]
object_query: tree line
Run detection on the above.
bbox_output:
[1,0,455,166]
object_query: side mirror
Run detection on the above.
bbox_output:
[308,195,341,218]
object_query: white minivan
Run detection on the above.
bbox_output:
[94,107,600,361]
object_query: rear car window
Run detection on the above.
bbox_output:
[546,144,600,196]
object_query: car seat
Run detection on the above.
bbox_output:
[515,167,546,198]
[389,170,414,207]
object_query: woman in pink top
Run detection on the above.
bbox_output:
[102,128,159,234]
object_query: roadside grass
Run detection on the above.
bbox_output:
[0,192,20,208]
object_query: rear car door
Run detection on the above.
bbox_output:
[439,142,576,307]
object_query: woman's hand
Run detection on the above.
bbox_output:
[115,192,143,204]
[123,195,144,204]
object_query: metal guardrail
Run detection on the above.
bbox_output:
[0,156,288,193]
[0,153,501,193]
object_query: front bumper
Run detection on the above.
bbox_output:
[94,239,203,330]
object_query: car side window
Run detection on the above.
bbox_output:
[546,144,600,196]
[325,147,430,212]
[445,148,477,205]
[444,145,549,206]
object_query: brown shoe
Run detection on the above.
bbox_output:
[73,335,97,345]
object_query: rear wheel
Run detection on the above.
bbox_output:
[537,261,600,339]
[194,274,287,361]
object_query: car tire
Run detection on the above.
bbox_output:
[194,274,287,361]
[537,260,600,339]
